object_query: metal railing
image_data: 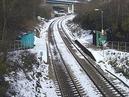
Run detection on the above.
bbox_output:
[0,40,33,52]
[107,41,129,52]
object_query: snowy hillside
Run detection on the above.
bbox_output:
[5,19,58,97]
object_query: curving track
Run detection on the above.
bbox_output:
[48,19,87,97]
[58,16,127,97]
[48,16,128,97]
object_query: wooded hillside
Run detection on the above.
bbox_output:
[74,0,129,41]
[0,1,52,96]
[0,0,51,41]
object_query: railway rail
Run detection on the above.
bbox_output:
[56,17,128,97]
[48,19,86,97]
[106,69,129,89]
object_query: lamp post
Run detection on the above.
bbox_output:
[94,9,104,35]
[94,9,105,57]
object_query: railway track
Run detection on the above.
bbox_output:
[56,17,127,97]
[48,19,86,97]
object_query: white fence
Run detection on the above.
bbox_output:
[0,40,31,52]
[107,41,129,52]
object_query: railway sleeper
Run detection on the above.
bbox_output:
[78,91,86,94]
[56,92,61,96]
[74,81,80,84]
[114,93,122,97]
[71,86,77,90]
[78,88,85,92]
[69,83,76,87]
[77,86,84,89]
[56,90,61,93]
[56,88,60,92]
[75,83,81,86]
[73,93,80,96]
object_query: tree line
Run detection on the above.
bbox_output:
[0,1,52,96]
[74,0,129,41]
[0,0,51,41]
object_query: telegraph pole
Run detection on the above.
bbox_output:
[2,0,7,41]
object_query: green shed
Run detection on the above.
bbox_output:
[96,31,107,47]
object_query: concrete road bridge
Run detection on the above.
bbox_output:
[46,0,80,14]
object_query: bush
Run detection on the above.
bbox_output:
[37,5,52,19]
[0,0,42,41]
[0,63,7,75]
[21,51,38,72]
[0,60,9,96]
[0,80,9,97]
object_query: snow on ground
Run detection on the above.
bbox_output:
[5,19,58,97]
[29,19,58,97]
[63,15,129,95]
[53,17,101,97]
[88,49,129,94]
[5,14,129,97]
[64,17,93,44]
[61,15,76,40]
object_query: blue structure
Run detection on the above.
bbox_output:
[20,32,35,48]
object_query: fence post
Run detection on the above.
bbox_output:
[13,41,15,51]
[112,41,113,49]
[118,42,119,50]
[125,42,127,52]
